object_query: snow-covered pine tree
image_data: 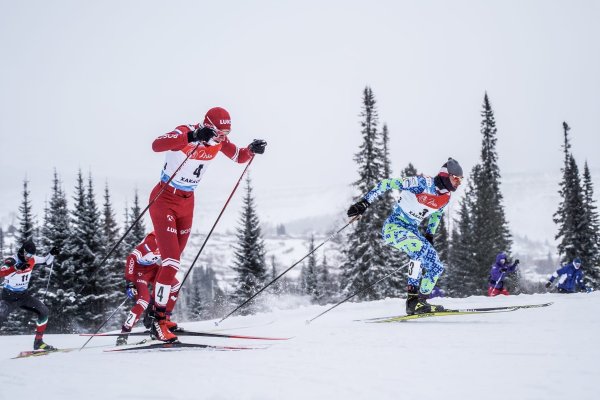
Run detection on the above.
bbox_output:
[314,255,338,305]
[185,266,224,320]
[122,190,147,253]
[464,93,512,295]
[303,235,318,298]
[581,162,600,287]
[62,171,106,330]
[231,175,268,315]
[40,170,76,333]
[0,227,4,258]
[340,87,396,300]
[553,122,587,264]
[17,179,36,243]
[100,183,126,329]
[447,182,476,297]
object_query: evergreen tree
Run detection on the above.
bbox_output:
[340,86,401,300]
[231,176,268,314]
[17,179,36,243]
[123,190,146,251]
[553,122,587,263]
[40,171,75,333]
[402,163,418,177]
[303,235,318,298]
[62,171,106,330]
[100,183,126,328]
[187,266,225,320]
[581,162,600,286]
[447,182,476,297]
[452,94,512,296]
[0,227,4,258]
[315,255,337,304]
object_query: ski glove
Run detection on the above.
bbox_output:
[500,267,508,273]
[347,199,370,217]
[14,261,28,271]
[513,259,520,266]
[424,233,434,245]
[125,282,138,300]
[187,127,215,143]
[545,281,552,289]
[49,246,60,256]
[248,139,267,154]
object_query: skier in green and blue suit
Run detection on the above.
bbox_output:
[347,158,464,315]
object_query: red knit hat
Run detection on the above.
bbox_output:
[203,107,231,132]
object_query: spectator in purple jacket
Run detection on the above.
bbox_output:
[488,252,519,296]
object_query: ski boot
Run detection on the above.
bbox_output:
[406,285,445,315]
[165,315,180,332]
[142,307,153,330]
[150,309,178,343]
[33,339,57,351]
[116,326,131,346]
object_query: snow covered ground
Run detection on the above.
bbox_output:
[1,292,598,400]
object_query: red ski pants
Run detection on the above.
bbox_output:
[149,182,194,307]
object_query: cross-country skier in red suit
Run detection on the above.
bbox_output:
[116,231,180,345]
[149,106,267,342]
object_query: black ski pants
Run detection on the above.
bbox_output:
[0,289,49,327]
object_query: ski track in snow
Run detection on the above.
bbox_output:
[0,293,598,400]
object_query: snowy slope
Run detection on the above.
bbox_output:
[1,292,598,400]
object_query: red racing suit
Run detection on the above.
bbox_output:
[122,232,180,329]
[149,124,253,309]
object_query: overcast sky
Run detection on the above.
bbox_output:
[1,0,598,243]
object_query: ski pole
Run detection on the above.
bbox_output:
[306,261,410,324]
[79,297,129,351]
[42,261,55,303]
[216,215,361,325]
[179,156,254,291]
[75,143,201,297]
[490,272,505,296]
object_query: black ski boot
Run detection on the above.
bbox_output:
[143,307,153,330]
[406,285,445,315]
[406,285,420,315]
[33,339,57,351]
[116,327,130,346]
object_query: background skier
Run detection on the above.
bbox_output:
[116,231,180,345]
[0,240,59,350]
[545,257,591,293]
[488,252,519,296]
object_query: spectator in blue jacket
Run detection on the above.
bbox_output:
[545,257,591,293]
[488,252,519,296]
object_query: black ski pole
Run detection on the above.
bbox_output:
[179,156,255,290]
[306,261,410,324]
[79,297,129,351]
[74,142,201,297]
[41,260,55,303]
[216,215,360,325]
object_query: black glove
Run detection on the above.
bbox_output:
[424,233,434,245]
[513,259,520,266]
[49,246,60,256]
[14,261,28,271]
[248,139,267,154]
[545,281,552,289]
[500,267,508,273]
[187,127,215,143]
[347,199,370,217]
